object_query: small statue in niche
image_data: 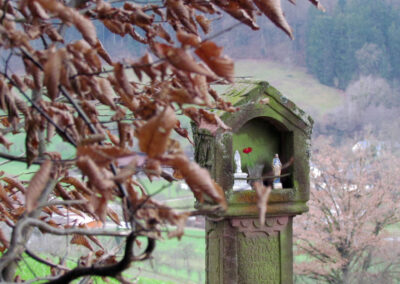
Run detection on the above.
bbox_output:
[272,153,283,189]
[233,150,252,191]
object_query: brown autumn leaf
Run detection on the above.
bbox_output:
[214,1,259,30]
[107,207,121,225]
[0,228,9,250]
[153,43,217,79]
[163,154,227,209]
[154,24,173,43]
[90,194,108,222]
[309,0,326,12]
[95,78,116,110]
[113,63,134,96]
[144,158,162,181]
[117,122,134,148]
[28,0,50,20]
[195,41,234,82]
[11,74,26,92]
[78,134,107,146]
[77,145,132,167]
[195,14,211,34]
[70,10,97,46]
[160,209,190,239]
[184,107,231,135]
[25,159,52,213]
[43,48,66,100]
[0,133,12,150]
[193,74,212,106]
[76,156,115,194]
[253,0,294,39]
[135,106,178,158]
[177,30,201,47]
[2,176,26,193]
[166,0,197,34]
[71,234,94,251]
[254,181,271,225]
[25,115,40,166]
[60,176,92,196]
[94,40,113,65]
[0,202,16,222]
[0,183,15,210]
[112,157,139,183]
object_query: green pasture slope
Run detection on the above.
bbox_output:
[233,59,344,118]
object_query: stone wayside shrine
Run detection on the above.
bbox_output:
[193,81,313,284]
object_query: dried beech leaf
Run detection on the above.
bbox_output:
[136,106,178,158]
[95,40,113,65]
[96,78,116,109]
[77,145,132,167]
[0,228,9,249]
[145,159,162,180]
[71,234,94,251]
[71,11,97,46]
[254,181,271,224]
[0,133,12,150]
[309,0,326,12]
[114,63,134,96]
[28,1,50,19]
[195,41,234,82]
[162,209,190,239]
[164,154,227,209]
[177,30,201,47]
[253,0,294,39]
[215,1,259,30]
[166,0,197,34]
[76,156,115,193]
[184,107,231,135]
[43,49,66,100]
[107,207,121,225]
[154,43,217,79]
[195,15,211,34]
[2,176,26,193]
[60,176,92,196]
[0,184,14,209]
[79,134,107,146]
[25,116,40,165]
[25,160,52,213]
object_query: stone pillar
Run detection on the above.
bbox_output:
[206,216,293,284]
[193,81,313,284]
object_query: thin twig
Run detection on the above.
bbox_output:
[25,249,70,271]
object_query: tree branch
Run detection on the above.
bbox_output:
[46,232,155,284]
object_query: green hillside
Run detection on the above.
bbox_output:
[233,59,344,118]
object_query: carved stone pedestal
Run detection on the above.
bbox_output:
[206,216,293,284]
[193,82,313,284]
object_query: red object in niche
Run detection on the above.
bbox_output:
[243,147,252,154]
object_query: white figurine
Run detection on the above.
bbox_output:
[272,153,283,189]
[233,150,252,191]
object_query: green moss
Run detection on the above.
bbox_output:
[232,118,279,170]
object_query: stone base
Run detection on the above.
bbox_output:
[206,216,293,284]
[233,172,252,191]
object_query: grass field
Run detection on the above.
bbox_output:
[233,59,345,118]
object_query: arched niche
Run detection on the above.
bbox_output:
[232,117,293,188]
